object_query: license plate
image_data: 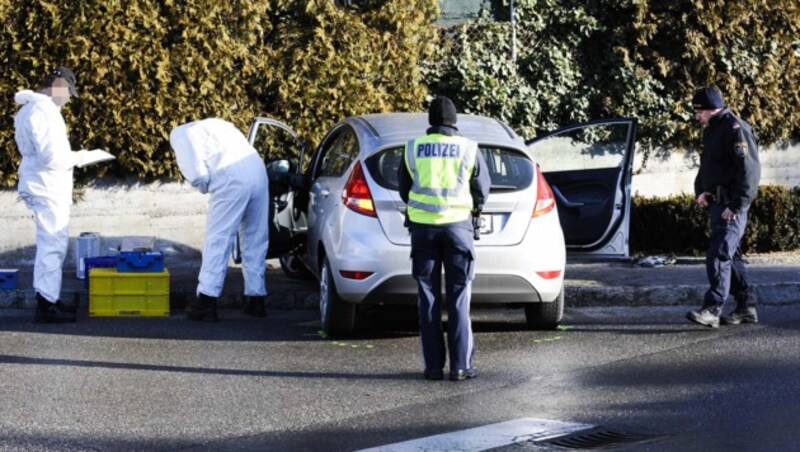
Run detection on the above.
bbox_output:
[479,214,493,234]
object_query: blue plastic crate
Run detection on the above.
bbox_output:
[85,256,118,289]
[117,251,165,273]
[0,269,19,290]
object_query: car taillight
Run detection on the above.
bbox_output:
[532,166,556,218]
[342,161,376,217]
[340,270,374,280]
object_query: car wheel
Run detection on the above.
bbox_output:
[279,253,313,280]
[319,257,356,336]
[524,286,564,330]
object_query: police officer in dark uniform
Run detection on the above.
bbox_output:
[398,97,491,381]
[686,87,761,328]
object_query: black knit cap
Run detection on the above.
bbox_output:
[692,86,724,110]
[44,66,79,98]
[428,96,458,127]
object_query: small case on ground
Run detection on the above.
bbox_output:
[117,251,165,273]
[89,267,170,317]
[0,269,19,290]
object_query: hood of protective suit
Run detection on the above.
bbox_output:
[15,89,58,108]
[170,118,258,194]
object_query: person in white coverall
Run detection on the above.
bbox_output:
[14,66,108,324]
[170,118,270,322]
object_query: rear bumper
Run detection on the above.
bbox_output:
[360,274,544,305]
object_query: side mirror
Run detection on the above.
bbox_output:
[266,159,291,174]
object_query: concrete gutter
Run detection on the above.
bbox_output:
[2,254,798,314]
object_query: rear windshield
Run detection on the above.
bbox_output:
[366,145,534,193]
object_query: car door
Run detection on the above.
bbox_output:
[246,117,307,258]
[527,118,637,257]
[303,124,361,274]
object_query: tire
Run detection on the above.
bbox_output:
[319,257,356,336]
[279,253,313,280]
[525,286,564,330]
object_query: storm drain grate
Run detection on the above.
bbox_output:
[537,427,663,449]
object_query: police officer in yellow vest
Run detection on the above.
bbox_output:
[398,97,491,381]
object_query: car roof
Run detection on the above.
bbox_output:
[344,113,526,152]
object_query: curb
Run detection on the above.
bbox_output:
[2,256,799,312]
[565,282,800,307]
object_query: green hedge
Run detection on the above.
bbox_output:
[631,185,800,255]
[0,0,437,187]
[426,0,800,153]
[2,0,799,190]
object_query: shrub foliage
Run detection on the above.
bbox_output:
[425,0,800,152]
[0,0,437,186]
[631,185,800,255]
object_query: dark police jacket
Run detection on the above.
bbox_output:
[693,108,761,212]
[398,125,491,231]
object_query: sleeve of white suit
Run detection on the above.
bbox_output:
[170,123,210,194]
[28,107,79,171]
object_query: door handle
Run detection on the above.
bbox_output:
[311,182,330,199]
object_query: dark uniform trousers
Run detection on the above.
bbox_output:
[704,202,756,312]
[411,225,475,372]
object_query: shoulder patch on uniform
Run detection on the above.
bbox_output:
[732,123,741,129]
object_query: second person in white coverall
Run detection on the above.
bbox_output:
[170,118,270,322]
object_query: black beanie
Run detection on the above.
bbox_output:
[429,97,458,127]
[692,87,724,110]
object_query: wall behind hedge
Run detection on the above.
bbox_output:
[0,0,437,187]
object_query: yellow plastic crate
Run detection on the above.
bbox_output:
[89,267,170,317]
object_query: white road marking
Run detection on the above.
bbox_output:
[357,417,594,452]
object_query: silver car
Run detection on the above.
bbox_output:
[250,114,636,335]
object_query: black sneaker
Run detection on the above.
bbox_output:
[35,294,77,324]
[686,308,720,328]
[721,307,758,325]
[449,368,477,381]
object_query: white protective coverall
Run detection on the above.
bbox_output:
[169,118,269,298]
[14,90,79,303]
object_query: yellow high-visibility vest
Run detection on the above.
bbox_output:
[404,133,478,225]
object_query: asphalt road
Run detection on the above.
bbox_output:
[1,305,799,451]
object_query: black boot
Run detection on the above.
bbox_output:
[243,296,267,318]
[35,293,77,324]
[188,293,218,322]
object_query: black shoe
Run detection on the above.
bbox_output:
[449,368,477,381]
[35,294,77,324]
[721,307,758,325]
[243,296,267,318]
[424,369,444,381]
[686,308,720,328]
[188,293,218,322]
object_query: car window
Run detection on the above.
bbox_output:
[529,122,631,172]
[250,122,303,163]
[366,145,533,192]
[316,126,359,178]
